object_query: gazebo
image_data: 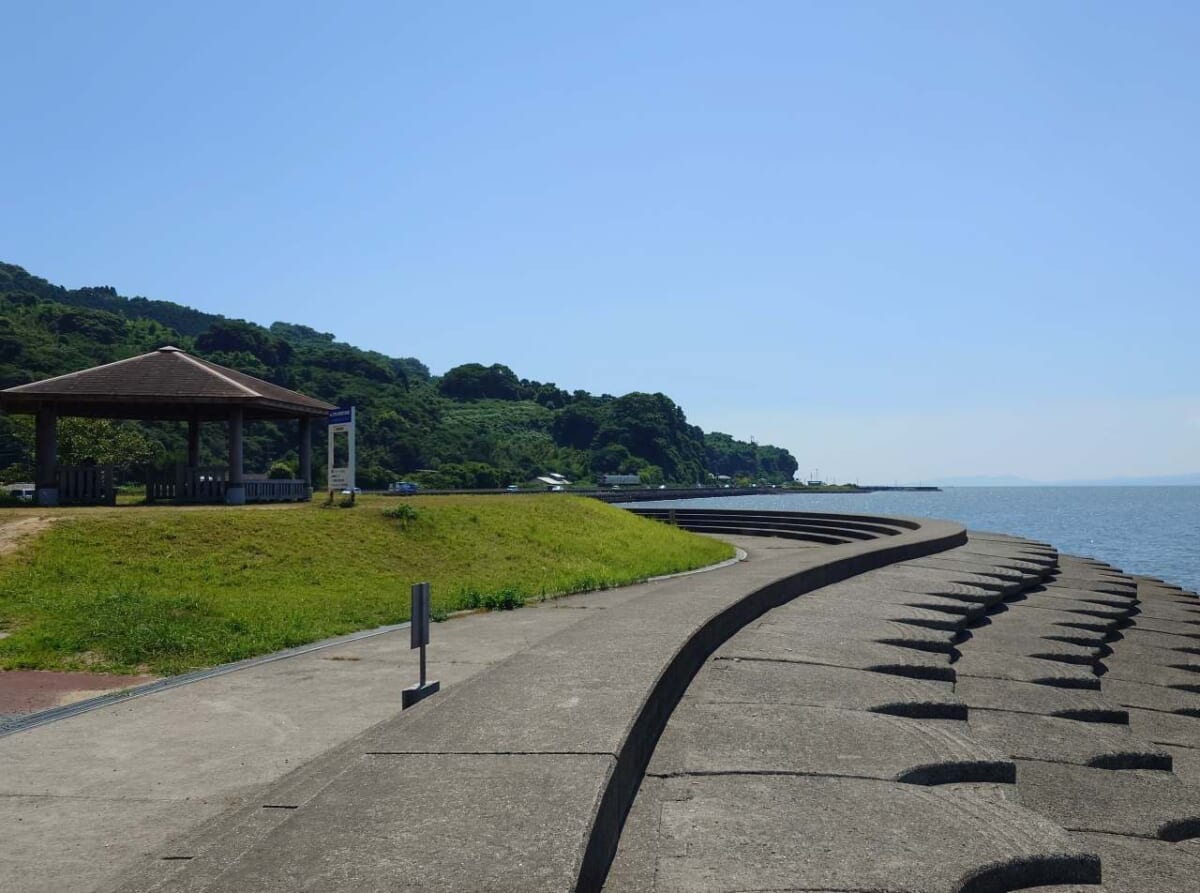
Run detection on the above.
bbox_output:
[0,346,336,506]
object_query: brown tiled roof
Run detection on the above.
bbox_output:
[0,346,335,417]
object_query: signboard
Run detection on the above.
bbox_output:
[327,406,356,492]
[402,581,439,709]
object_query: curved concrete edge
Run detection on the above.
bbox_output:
[641,547,748,583]
[630,508,916,535]
[955,853,1102,893]
[576,516,966,892]
[632,506,925,530]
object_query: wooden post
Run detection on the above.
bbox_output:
[35,405,58,507]
[298,416,312,499]
[226,407,245,505]
[187,418,201,468]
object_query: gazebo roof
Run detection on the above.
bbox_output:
[0,346,336,421]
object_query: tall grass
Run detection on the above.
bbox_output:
[0,496,732,675]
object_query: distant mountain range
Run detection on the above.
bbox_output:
[929,473,1200,487]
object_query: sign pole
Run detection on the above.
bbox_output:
[402,581,440,709]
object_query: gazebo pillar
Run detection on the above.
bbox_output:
[226,407,245,505]
[298,416,313,499]
[187,418,201,468]
[34,405,58,507]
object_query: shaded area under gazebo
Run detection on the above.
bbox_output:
[0,346,335,506]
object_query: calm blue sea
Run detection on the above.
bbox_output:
[633,487,1200,593]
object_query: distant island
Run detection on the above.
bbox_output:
[0,262,798,490]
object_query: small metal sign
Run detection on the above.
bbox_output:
[411,582,431,649]
[402,581,440,709]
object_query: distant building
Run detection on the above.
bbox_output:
[536,473,572,490]
[598,474,641,487]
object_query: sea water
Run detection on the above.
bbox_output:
[633,486,1200,593]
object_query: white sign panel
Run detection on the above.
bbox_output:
[327,406,356,491]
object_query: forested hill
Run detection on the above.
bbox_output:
[0,262,798,488]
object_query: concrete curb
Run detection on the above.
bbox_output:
[0,621,414,738]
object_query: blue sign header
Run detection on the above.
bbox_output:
[328,407,353,425]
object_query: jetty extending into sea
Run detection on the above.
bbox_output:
[5,508,1199,893]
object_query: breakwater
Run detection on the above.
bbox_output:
[634,487,1200,593]
[376,485,940,502]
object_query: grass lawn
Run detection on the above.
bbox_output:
[0,495,733,675]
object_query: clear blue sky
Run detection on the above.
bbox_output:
[4,2,1198,482]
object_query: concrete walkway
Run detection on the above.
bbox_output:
[0,556,718,893]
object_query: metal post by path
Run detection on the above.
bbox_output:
[402,582,440,709]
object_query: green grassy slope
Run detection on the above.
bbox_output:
[0,496,733,675]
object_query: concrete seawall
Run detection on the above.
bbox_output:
[108,511,963,892]
[100,509,1200,893]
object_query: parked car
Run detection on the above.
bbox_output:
[390,481,419,494]
[5,484,35,502]
[505,484,520,492]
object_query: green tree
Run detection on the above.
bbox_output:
[56,419,164,476]
[438,363,522,401]
[597,392,706,482]
[552,402,604,450]
[195,319,292,369]
[639,465,665,486]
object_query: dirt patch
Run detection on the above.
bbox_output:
[0,669,159,717]
[0,515,57,557]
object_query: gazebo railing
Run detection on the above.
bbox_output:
[146,466,229,503]
[245,479,309,502]
[145,467,307,504]
[56,465,116,506]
